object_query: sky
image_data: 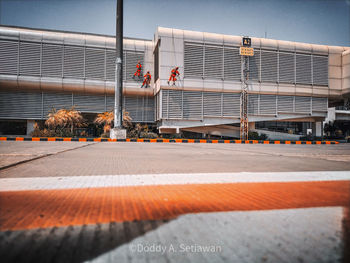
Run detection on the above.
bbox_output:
[0,0,349,46]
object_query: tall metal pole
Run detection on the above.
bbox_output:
[240,56,249,141]
[114,0,123,128]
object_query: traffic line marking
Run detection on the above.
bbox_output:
[1,171,350,192]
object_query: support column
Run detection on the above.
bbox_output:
[248,122,255,130]
[26,120,36,136]
[315,122,322,137]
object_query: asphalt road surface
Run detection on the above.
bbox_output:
[1,141,350,263]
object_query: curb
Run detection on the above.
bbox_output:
[0,137,339,144]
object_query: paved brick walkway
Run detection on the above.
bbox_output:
[1,142,350,262]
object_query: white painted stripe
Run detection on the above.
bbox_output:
[0,171,349,192]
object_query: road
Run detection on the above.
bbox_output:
[0,141,350,263]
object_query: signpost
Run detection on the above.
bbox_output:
[240,37,253,141]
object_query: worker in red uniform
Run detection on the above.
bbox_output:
[168,67,180,86]
[133,61,142,79]
[141,71,151,88]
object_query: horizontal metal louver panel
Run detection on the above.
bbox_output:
[248,94,259,115]
[143,96,155,122]
[125,51,144,82]
[64,45,84,79]
[277,96,294,113]
[0,40,18,75]
[183,91,202,119]
[85,48,105,80]
[156,93,160,120]
[249,50,260,81]
[167,90,182,119]
[42,44,63,78]
[161,90,168,119]
[20,42,41,76]
[184,43,204,78]
[204,45,223,79]
[296,54,312,85]
[124,96,142,122]
[295,96,311,113]
[312,97,328,112]
[0,91,42,119]
[312,55,328,86]
[204,92,221,117]
[224,47,241,80]
[106,49,116,81]
[261,51,277,82]
[223,93,240,117]
[43,92,72,117]
[259,94,276,115]
[106,95,154,123]
[73,94,105,113]
[279,52,295,84]
[106,95,114,112]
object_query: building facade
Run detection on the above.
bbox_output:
[0,26,349,138]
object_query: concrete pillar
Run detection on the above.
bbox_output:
[315,122,322,137]
[26,120,36,136]
[312,122,322,137]
[248,122,255,130]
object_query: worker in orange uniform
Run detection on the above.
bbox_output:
[168,67,180,86]
[141,71,151,88]
[133,61,142,79]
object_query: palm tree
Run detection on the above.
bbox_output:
[45,107,85,134]
[94,111,114,133]
[94,110,132,134]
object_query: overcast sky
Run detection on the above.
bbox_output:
[0,0,349,46]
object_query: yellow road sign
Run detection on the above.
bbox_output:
[240,47,254,56]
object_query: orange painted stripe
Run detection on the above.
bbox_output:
[284,141,290,144]
[63,138,71,142]
[32,137,40,141]
[316,141,321,144]
[326,141,331,145]
[137,139,144,142]
[149,139,157,143]
[0,180,348,231]
[47,137,56,141]
[274,141,280,144]
[306,141,312,145]
[162,139,170,143]
[211,140,218,143]
[188,139,195,143]
[296,141,301,144]
[263,141,269,144]
[78,138,86,142]
[15,137,24,141]
[235,140,242,144]
[94,138,101,142]
[224,140,231,143]
[199,139,206,143]
[253,140,259,144]
[0,137,7,141]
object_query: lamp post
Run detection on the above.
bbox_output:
[110,0,126,139]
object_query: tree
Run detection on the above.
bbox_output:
[45,107,85,134]
[94,110,132,134]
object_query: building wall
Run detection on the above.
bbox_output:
[0,90,155,122]
[0,26,154,96]
[342,49,350,96]
[155,27,349,97]
[159,89,327,120]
